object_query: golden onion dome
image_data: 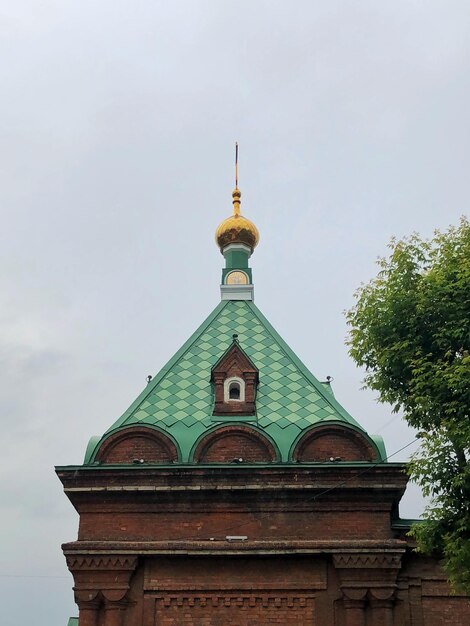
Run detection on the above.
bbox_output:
[215,188,260,252]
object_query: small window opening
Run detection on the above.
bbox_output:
[223,376,245,403]
[229,383,241,400]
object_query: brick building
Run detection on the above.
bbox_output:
[58,183,470,625]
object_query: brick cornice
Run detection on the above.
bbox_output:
[63,539,406,556]
[57,464,408,498]
[69,554,138,606]
[334,551,403,606]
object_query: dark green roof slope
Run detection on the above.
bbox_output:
[85,300,385,463]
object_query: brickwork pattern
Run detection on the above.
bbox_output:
[422,598,470,625]
[153,594,315,625]
[96,427,178,464]
[294,425,376,462]
[193,425,277,463]
[77,509,392,542]
[60,443,470,626]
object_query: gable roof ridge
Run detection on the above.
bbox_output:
[211,337,258,373]
[105,301,229,433]
[246,301,363,430]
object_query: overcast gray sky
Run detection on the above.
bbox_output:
[1,2,469,624]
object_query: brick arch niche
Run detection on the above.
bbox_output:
[292,424,378,463]
[95,426,179,464]
[193,425,278,463]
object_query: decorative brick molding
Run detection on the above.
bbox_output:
[76,592,100,604]
[333,553,403,569]
[152,593,316,625]
[292,424,378,462]
[67,556,138,571]
[333,551,401,626]
[95,427,179,464]
[341,587,369,601]
[68,554,138,608]
[192,424,278,463]
[76,596,131,626]
[156,594,314,608]
[339,586,397,626]
[368,587,398,601]
[75,589,130,603]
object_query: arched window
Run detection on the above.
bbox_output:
[224,376,245,402]
[229,382,241,400]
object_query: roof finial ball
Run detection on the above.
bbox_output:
[215,143,260,253]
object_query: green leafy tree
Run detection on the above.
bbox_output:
[346,218,470,592]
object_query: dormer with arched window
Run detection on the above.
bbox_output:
[211,336,258,416]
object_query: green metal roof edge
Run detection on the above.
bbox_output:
[84,436,101,464]
[246,302,365,430]
[369,433,387,462]
[56,461,407,471]
[67,618,79,626]
[391,518,422,529]
[83,301,228,463]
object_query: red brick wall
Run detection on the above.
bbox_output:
[422,598,470,625]
[141,556,324,626]
[194,426,277,463]
[77,509,392,542]
[197,433,271,462]
[96,427,178,464]
[293,426,376,462]
[298,433,368,462]
[70,554,470,626]
[61,465,470,625]
[100,436,173,463]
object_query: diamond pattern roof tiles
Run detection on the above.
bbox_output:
[86,299,385,463]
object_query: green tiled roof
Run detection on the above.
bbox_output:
[86,300,385,463]
[67,619,78,626]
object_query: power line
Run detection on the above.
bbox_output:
[175,436,420,542]
[308,437,419,502]
[0,574,70,580]
[4,437,419,581]
[372,413,402,435]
